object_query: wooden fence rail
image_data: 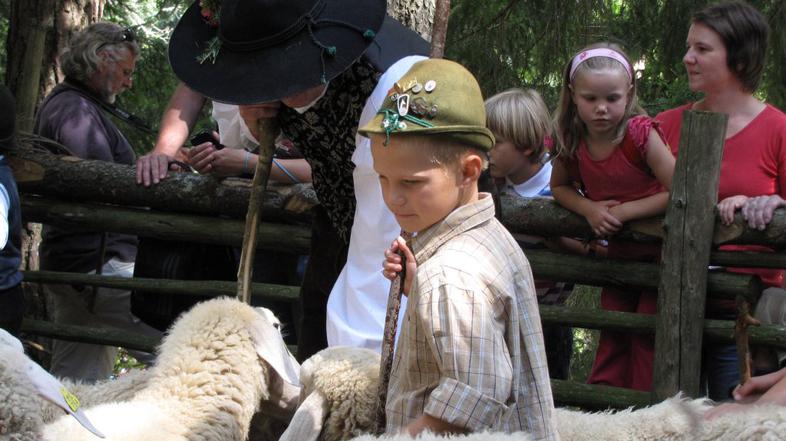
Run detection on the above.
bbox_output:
[13,110,786,410]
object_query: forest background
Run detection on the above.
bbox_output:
[1,0,785,379]
[2,0,785,154]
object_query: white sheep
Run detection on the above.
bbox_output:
[285,346,786,441]
[40,297,301,441]
[0,327,144,440]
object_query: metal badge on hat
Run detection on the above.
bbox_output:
[378,77,440,145]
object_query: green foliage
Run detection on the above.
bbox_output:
[446,0,786,114]
[113,347,146,377]
[565,285,601,382]
[0,0,8,82]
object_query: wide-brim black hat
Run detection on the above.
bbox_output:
[169,0,386,105]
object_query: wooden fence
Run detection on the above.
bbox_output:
[12,111,786,410]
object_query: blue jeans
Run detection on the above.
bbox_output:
[702,341,739,401]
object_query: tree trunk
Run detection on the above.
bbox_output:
[6,0,104,127]
[5,0,56,132]
[6,0,103,333]
[387,0,435,41]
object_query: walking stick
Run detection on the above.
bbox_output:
[237,118,280,304]
[373,234,409,434]
[374,0,452,433]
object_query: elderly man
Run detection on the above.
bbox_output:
[34,22,161,382]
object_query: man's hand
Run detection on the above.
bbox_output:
[136,152,173,186]
[239,102,281,140]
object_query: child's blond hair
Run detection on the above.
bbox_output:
[485,88,551,163]
[553,42,646,160]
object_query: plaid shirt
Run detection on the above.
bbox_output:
[386,194,558,439]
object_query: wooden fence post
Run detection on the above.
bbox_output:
[653,111,727,399]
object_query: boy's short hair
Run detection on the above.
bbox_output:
[394,134,489,171]
[485,88,551,162]
[692,1,769,92]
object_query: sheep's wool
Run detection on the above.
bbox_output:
[41,297,288,441]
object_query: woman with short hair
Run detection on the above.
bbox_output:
[656,0,786,401]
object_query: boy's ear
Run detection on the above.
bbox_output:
[459,152,483,187]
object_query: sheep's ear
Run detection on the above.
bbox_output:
[278,391,328,441]
[22,352,106,438]
[248,314,301,386]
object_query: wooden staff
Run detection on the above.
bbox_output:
[735,295,761,385]
[374,235,408,435]
[237,118,279,303]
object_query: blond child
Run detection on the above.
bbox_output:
[484,88,575,380]
[550,43,675,391]
[362,59,557,439]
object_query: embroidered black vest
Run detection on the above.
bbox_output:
[279,61,381,243]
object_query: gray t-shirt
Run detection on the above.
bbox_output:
[34,81,137,273]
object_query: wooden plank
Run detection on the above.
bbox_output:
[21,196,311,255]
[653,111,727,399]
[551,379,651,409]
[22,270,300,303]
[526,250,761,301]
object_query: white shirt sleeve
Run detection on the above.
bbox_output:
[211,102,259,150]
[0,183,10,249]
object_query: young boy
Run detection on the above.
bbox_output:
[361,59,557,439]
[486,88,574,381]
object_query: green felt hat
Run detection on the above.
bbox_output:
[359,58,494,151]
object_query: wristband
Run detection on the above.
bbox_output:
[243,150,251,175]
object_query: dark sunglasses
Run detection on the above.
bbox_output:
[118,27,136,43]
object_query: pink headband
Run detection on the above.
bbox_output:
[569,48,633,82]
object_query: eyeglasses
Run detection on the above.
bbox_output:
[97,27,137,52]
[118,27,136,43]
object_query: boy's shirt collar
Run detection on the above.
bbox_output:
[410,193,495,264]
[507,160,552,198]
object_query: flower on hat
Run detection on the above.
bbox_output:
[196,0,222,64]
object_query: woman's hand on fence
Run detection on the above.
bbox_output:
[188,145,248,178]
[741,195,786,230]
[583,200,623,237]
[717,195,749,226]
[382,236,416,296]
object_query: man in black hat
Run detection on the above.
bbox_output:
[34,22,161,382]
[0,86,24,338]
[166,0,428,361]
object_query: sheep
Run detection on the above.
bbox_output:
[284,346,786,441]
[40,297,300,441]
[0,327,143,440]
[279,346,380,441]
